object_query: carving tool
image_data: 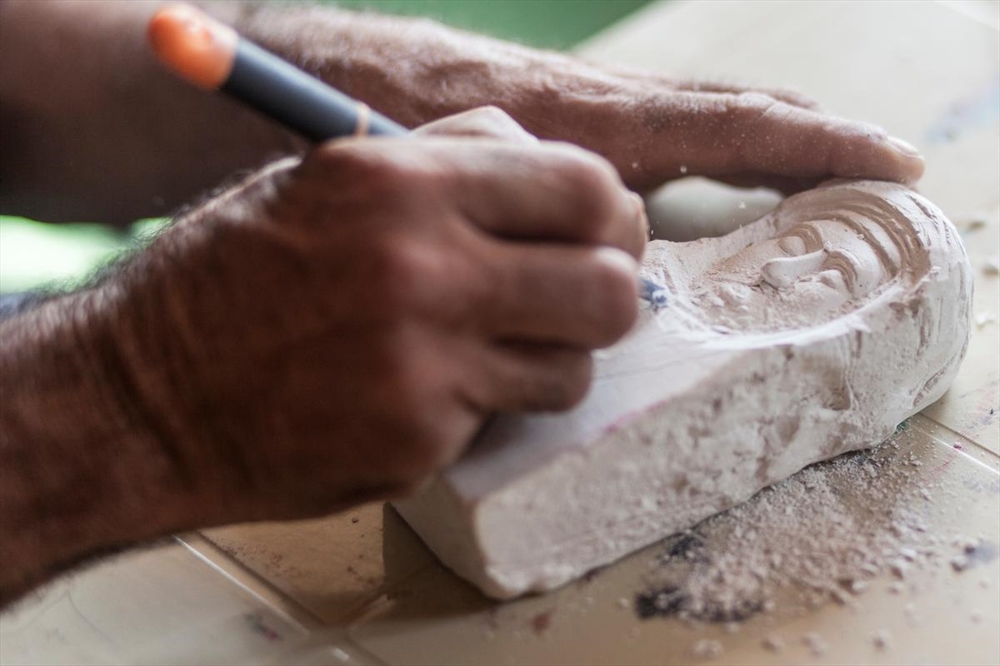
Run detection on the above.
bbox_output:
[147,3,669,309]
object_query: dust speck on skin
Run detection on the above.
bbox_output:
[530,610,553,634]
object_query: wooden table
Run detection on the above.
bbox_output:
[2,2,997,664]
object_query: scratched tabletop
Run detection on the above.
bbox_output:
[2,2,998,665]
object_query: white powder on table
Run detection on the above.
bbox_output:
[633,425,975,624]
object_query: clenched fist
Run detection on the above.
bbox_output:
[110,110,646,522]
[0,110,646,602]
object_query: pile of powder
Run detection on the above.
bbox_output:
[633,424,977,624]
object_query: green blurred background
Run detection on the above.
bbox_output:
[0,0,652,294]
[332,0,649,50]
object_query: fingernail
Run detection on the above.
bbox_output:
[628,192,651,240]
[596,246,639,275]
[628,191,645,212]
[887,135,922,157]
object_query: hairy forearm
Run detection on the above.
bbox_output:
[238,3,573,129]
[239,4,622,160]
[0,283,195,606]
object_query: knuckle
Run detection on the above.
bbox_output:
[305,141,380,177]
[624,193,650,259]
[301,143,392,196]
[727,92,785,133]
[589,260,640,345]
[776,85,806,101]
[849,120,887,143]
[506,347,594,412]
[724,93,787,169]
[365,238,439,315]
[543,351,594,410]
[552,146,625,237]
[420,106,535,143]
[471,104,517,127]
[733,91,777,113]
[776,86,822,110]
[560,145,621,192]
[304,142,441,200]
[467,105,532,141]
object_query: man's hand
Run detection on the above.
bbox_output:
[138,124,645,519]
[0,109,645,604]
[1,1,923,225]
[508,68,925,194]
[242,6,925,194]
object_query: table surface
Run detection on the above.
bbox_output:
[2,1,998,664]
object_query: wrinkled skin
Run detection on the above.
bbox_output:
[0,0,925,607]
[0,110,644,605]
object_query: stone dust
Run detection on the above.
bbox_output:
[634,424,960,625]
